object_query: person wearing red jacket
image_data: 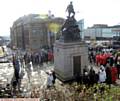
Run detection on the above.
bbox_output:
[96,54,99,66]
[111,64,118,84]
[99,53,103,65]
[48,51,54,62]
[102,54,107,66]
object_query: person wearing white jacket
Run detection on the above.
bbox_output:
[99,65,106,83]
[47,72,53,88]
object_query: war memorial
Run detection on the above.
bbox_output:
[54,2,89,81]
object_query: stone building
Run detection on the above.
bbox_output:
[10,14,64,52]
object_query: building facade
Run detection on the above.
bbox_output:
[10,14,64,52]
[83,24,119,40]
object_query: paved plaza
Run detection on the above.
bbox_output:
[0,62,98,90]
[0,62,57,97]
[0,62,120,99]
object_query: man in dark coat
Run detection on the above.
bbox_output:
[83,72,89,87]
[51,70,56,85]
[89,67,96,86]
[109,55,114,67]
[105,64,112,89]
[12,56,20,83]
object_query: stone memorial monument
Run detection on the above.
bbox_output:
[54,1,89,81]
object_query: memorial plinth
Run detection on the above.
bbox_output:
[54,41,88,81]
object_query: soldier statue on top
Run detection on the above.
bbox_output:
[66,1,75,17]
[59,1,81,42]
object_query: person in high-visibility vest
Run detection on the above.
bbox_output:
[0,47,4,57]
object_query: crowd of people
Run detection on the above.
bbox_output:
[10,49,54,95]
[86,46,120,88]
[11,46,120,91]
[23,49,54,66]
[81,64,117,89]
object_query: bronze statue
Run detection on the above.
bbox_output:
[66,1,75,17]
[59,1,81,42]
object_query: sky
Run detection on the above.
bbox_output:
[0,0,120,36]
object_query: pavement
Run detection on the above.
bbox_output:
[0,63,14,87]
[0,62,53,97]
[14,62,54,97]
[0,62,120,98]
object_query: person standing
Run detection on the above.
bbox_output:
[83,72,89,87]
[83,66,89,74]
[109,55,114,67]
[111,64,118,84]
[13,57,20,84]
[105,63,112,89]
[12,56,21,92]
[89,67,96,86]
[47,72,53,88]
[51,70,56,85]
[115,54,120,79]
[98,65,106,83]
